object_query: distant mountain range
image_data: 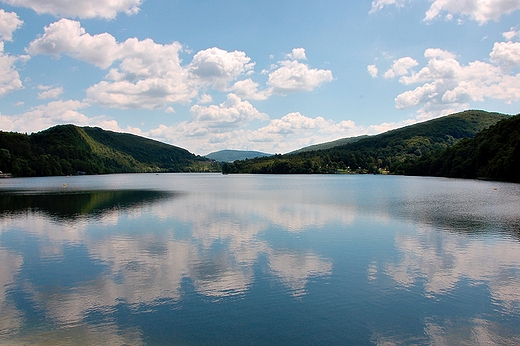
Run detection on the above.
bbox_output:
[205,149,272,162]
[0,125,218,177]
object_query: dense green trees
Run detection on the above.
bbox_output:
[0,124,219,177]
[223,110,509,177]
[1,110,516,182]
[401,114,520,182]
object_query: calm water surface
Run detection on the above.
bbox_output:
[0,174,519,345]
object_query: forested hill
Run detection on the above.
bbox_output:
[289,135,369,154]
[222,110,508,175]
[0,125,218,177]
[401,113,520,183]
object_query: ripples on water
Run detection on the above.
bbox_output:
[0,174,519,345]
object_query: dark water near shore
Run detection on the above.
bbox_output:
[0,173,519,345]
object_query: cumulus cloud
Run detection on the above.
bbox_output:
[28,22,332,109]
[188,47,255,92]
[231,48,329,100]
[367,64,378,78]
[136,109,374,155]
[266,59,333,95]
[247,112,363,152]
[383,57,418,79]
[490,41,520,69]
[25,19,192,108]
[0,43,24,96]
[27,18,119,68]
[0,99,119,133]
[370,0,520,24]
[373,43,520,119]
[0,9,23,41]
[232,78,270,100]
[0,10,25,97]
[252,112,330,137]
[287,47,307,60]
[424,0,520,24]
[190,93,268,128]
[1,0,142,19]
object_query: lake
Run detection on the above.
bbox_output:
[0,173,519,345]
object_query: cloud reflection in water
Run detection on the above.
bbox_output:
[0,187,335,342]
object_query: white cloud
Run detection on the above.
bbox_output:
[287,47,307,60]
[187,47,255,92]
[86,76,195,110]
[503,28,520,41]
[136,110,371,155]
[247,112,364,152]
[370,0,520,24]
[369,0,408,14]
[383,57,418,79]
[198,94,213,104]
[27,20,333,110]
[367,64,378,78]
[83,37,194,109]
[0,9,23,41]
[0,100,118,133]
[190,93,268,128]
[424,0,520,24]
[0,10,24,97]
[37,85,63,99]
[232,78,270,100]
[27,19,119,69]
[490,41,520,69]
[267,59,333,95]
[395,82,439,109]
[1,0,142,19]
[252,112,331,136]
[0,42,24,96]
[377,43,520,119]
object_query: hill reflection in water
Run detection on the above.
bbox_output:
[0,189,177,220]
[0,174,519,345]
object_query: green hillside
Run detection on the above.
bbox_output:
[401,113,520,182]
[0,125,218,177]
[289,135,369,154]
[205,149,272,162]
[222,110,508,175]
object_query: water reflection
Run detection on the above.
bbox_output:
[382,225,520,310]
[0,247,23,337]
[0,190,175,220]
[0,175,519,344]
[0,185,334,343]
[370,221,520,344]
[373,317,520,345]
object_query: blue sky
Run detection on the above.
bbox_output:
[0,0,519,155]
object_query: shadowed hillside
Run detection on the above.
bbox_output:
[401,113,520,182]
[222,110,509,175]
[289,135,369,154]
[0,125,219,177]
